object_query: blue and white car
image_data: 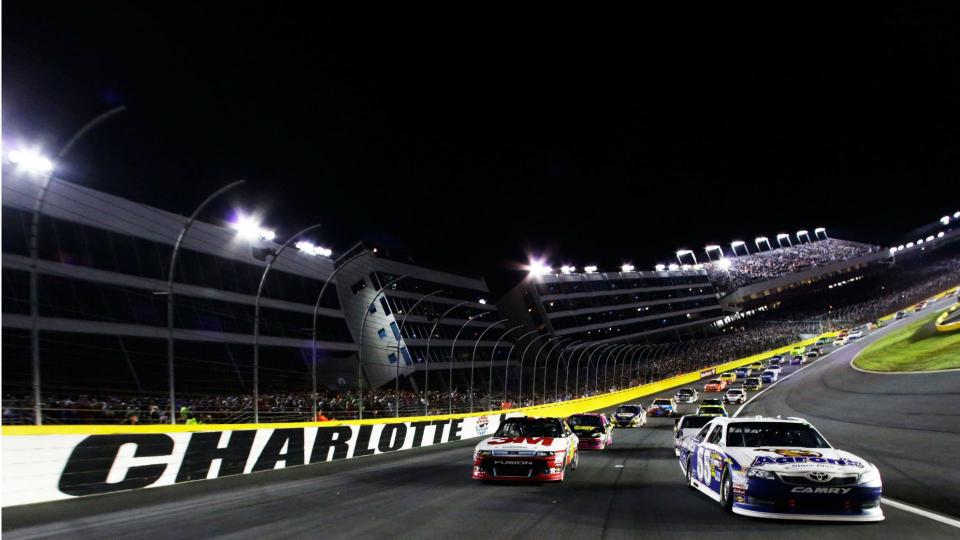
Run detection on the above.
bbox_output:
[760,369,779,384]
[678,417,883,521]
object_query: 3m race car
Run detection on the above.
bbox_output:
[569,413,613,450]
[675,388,699,403]
[647,398,677,417]
[612,404,647,427]
[678,417,883,521]
[674,414,714,456]
[472,417,578,482]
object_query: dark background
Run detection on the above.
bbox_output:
[4,4,960,294]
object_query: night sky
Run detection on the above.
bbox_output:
[4,4,960,294]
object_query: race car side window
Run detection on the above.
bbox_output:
[708,425,723,445]
[693,424,712,443]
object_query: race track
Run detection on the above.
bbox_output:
[5,298,959,539]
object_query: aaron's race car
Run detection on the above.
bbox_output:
[472,416,579,482]
[611,404,647,427]
[674,414,714,456]
[678,417,883,521]
[568,412,613,450]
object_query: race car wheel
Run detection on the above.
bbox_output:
[719,471,733,511]
[570,450,579,471]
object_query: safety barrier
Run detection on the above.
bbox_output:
[935,303,960,333]
[1,333,831,507]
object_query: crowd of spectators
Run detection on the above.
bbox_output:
[5,254,957,426]
[704,238,879,293]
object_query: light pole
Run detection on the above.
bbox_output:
[533,338,567,404]
[356,274,408,420]
[252,223,323,423]
[596,345,625,393]
[602,344,630,392]
[730,240,748,257]
[776,233,791,249]
[609,344,636,390]
[564,342,593,399]
[523,336,558,406]
[469,319,508,412]
[394,289,445,417]
[449,311,491,413]
[622,344,646,387]
[423,301,471,415]
[311,249,374,420]
[577,344,610,397]
[487,325,524,411]
[755,236,771,252]
[554,341,582,402]
[166,180,245,424]
[502,330,540,405]
[631,344,656,383]
[13,105,126,425]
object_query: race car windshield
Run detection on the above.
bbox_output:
[617,406,641,414]
[677,389,693,395]
[680,416,712,430]
[652,399,671,406]
[497,419,563,438]
[707,380,721,385]
[726,423,831,448]
[568,415,603,427]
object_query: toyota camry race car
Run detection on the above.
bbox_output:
[612,404,647,427]
[569,413,613,449]
[473,417,578,482]
[678,417,883,521]
[674,414,714,456]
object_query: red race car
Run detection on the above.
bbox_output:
[472,417,579,482]
[703,378,729,392]
[568,412,613,450]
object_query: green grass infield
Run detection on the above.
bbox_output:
[854,309,960,372]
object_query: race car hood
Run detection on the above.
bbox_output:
[723,447,869,474]
[570,424,605,435]
[475,435,571,453]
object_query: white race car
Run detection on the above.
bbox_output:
[472,416,579,482]
[679,416,883,521]
[611,404,648,428]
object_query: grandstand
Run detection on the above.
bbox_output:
[703,238,881,294]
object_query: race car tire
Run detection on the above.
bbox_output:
[570,450,579,471]
[719,471,733,511]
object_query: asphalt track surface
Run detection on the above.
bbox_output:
[4,298,959,539]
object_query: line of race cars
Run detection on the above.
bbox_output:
[472,333,885,521]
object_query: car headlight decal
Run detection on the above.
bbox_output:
[746,468,777,480]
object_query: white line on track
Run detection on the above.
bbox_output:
[731,346,838,418]
[882,497,960,529]
[729,309,960,529]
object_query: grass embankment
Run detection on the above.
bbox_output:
[854,308,960,372]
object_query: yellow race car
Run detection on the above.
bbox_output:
[719,372,737,383]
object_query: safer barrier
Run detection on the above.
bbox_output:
[935,302,960,333]
[1,333,831,507]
